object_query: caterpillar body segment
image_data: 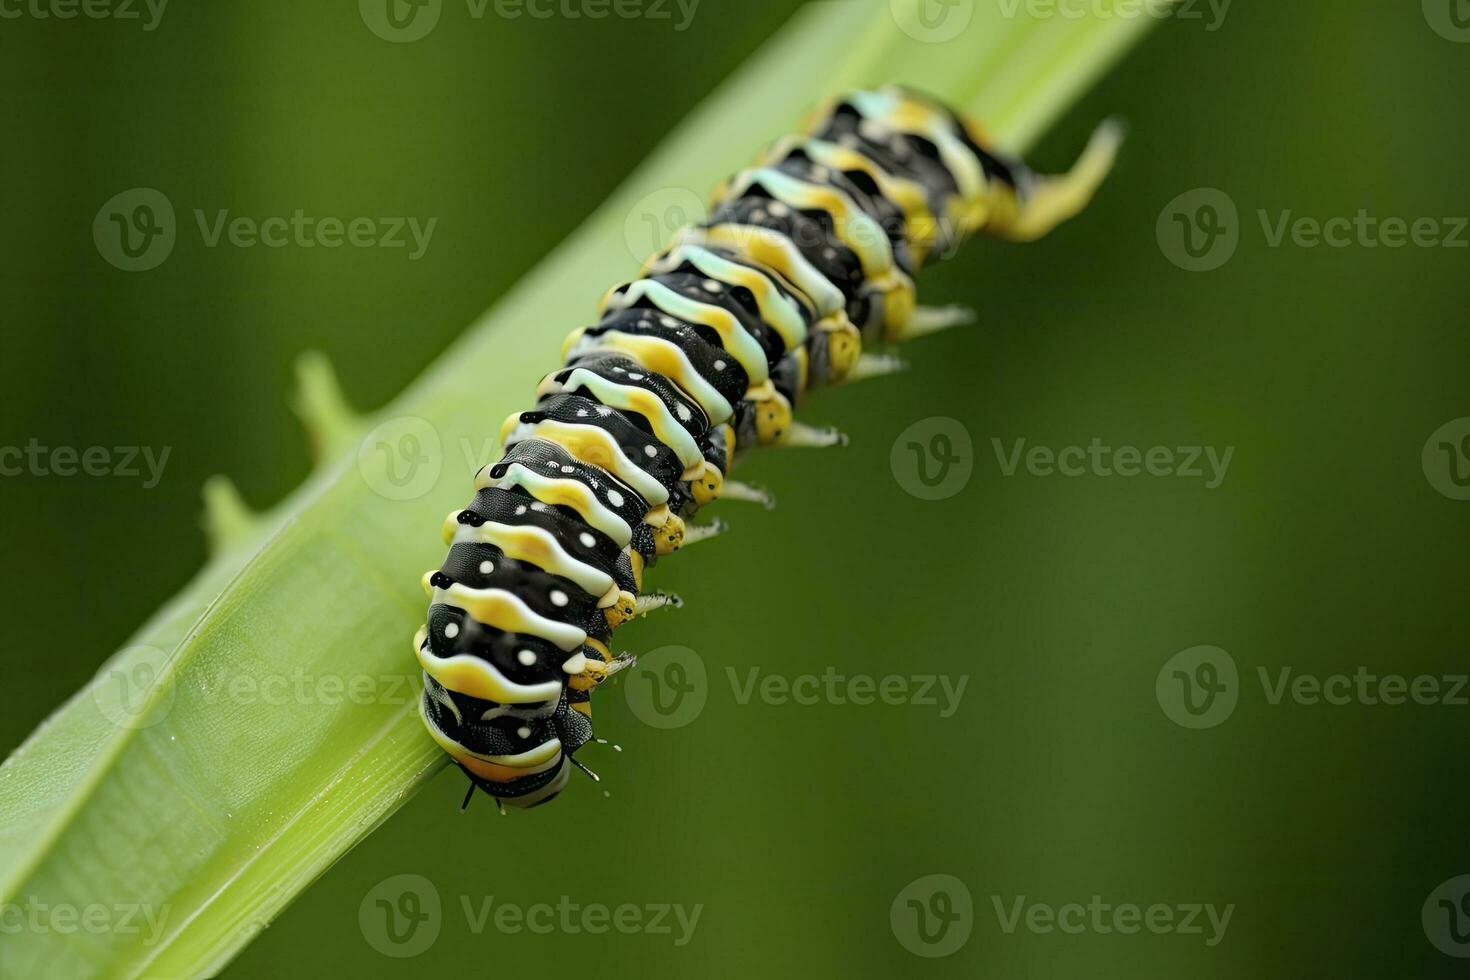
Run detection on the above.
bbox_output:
[416,85,1118,808]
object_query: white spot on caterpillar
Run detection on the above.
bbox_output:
[550,589,569,607]
[515,505,528,515]
[769,201,790,217]
[479,560,494,575]
[444,622,460,639]
[579,532,596,548]
[628,372,644,381]
[703,279,722,292]
[517,649,538,667]
[713,359,726,371]
[606,489,624,507]
[517,726,532,739]
[561,465,575,474]
[675,403,692,422]
[643,445,657,458]
[660,316,678,329]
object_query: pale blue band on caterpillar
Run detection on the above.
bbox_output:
[414,86,1123,809]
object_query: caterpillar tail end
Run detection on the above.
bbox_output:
[989,116,1126,243]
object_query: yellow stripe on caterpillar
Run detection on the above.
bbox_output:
[643,244,808,351]
[434,582,587,651]
[600,279,771,384]
[476,460,633,546]
[504,419,670,505]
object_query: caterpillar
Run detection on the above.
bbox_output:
[414,86,1121,810]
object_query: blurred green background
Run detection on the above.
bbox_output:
[4,1,1470,976]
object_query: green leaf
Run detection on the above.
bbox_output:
[0,2,1168,976]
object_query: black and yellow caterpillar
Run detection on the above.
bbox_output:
[415,86,1121,808]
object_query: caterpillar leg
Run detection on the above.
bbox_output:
[983,119,1125,243]
[890,304,976,343]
